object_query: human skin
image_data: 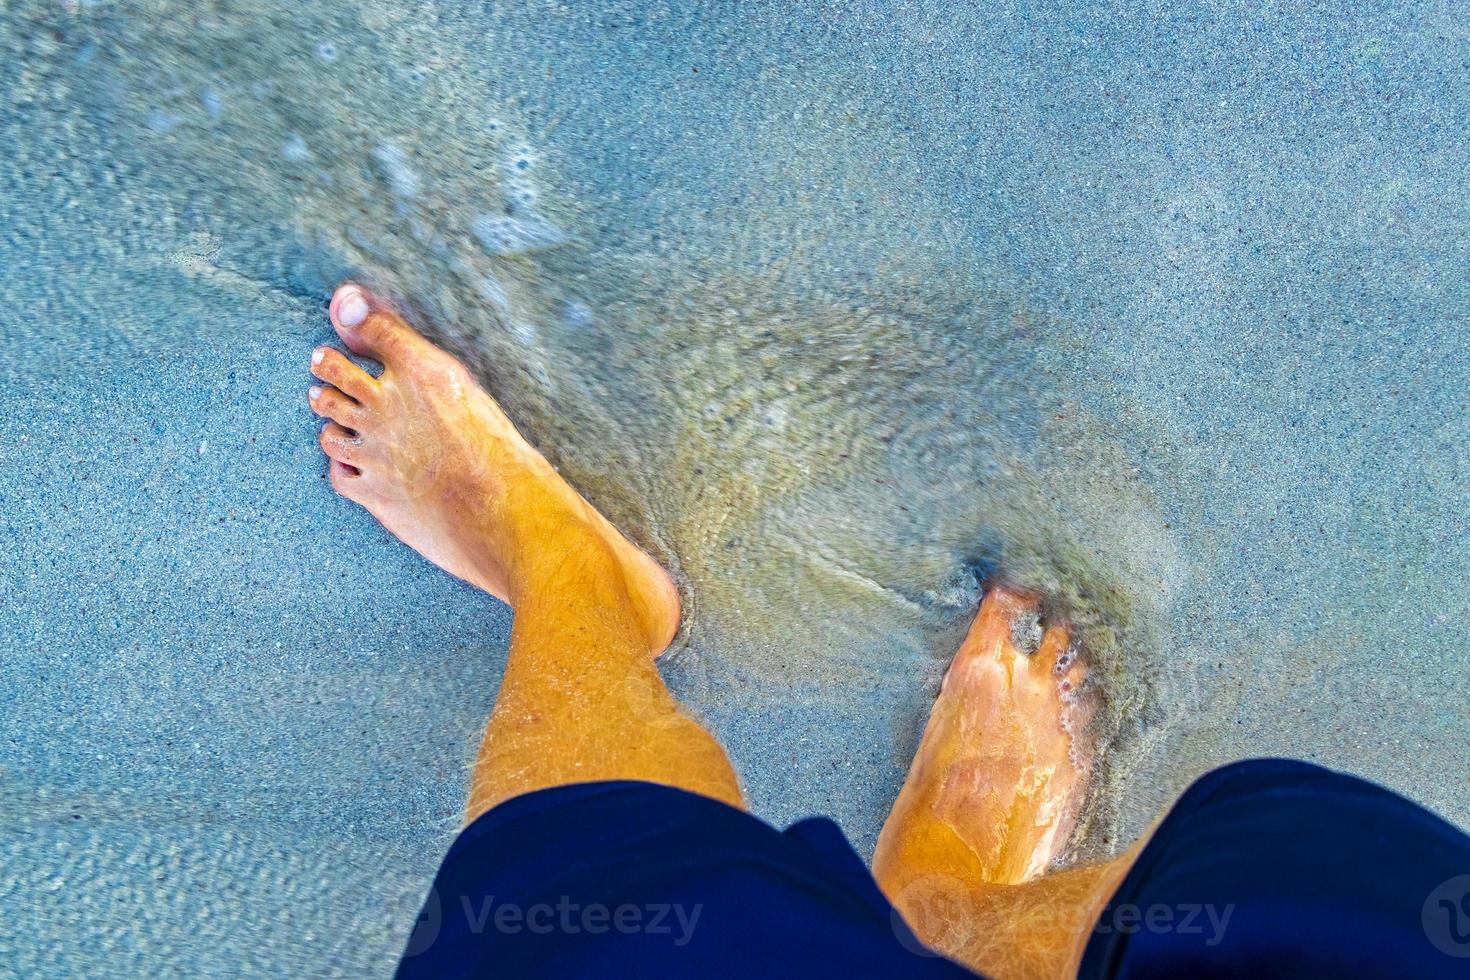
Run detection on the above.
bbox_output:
[309,283,1138,977]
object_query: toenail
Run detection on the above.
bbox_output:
[336,288,369,327]
[311,348,325,366]
[309,386,322,400]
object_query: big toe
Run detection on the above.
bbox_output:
[963,584,1041,661]
[329,283,426,362]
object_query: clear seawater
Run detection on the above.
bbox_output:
[3,1,1467,975]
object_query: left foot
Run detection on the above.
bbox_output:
[875,584,1097,890]
[307,283,681,655]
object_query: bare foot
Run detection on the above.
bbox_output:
[308,283,680,655]
[874,584,1095,893]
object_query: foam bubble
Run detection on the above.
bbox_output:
[280,133,309,162]
[469,213,566,256]
[562,300,593,328]
[476,275,509,309]
[510,320,539,346]
[503,143,537,174]
[315,42,338,63]
[199,89,223,121]
[1010,610,1043,657]
[370,142,420,198]
[1054,645,1078,673]
[145,109,179,134]
[504,178,539,215]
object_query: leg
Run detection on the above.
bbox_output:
[468,522,743,816]
[874,585,1135,978]
[310,283,742,821]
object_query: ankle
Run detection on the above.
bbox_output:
[501,498,621,597]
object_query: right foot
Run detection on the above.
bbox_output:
[308,283,681,655]
[874,584,1096,890]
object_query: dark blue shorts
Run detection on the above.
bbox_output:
[398,760,1470,978]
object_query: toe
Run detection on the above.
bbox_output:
[308,384,365,429]
[964,584,1041,660]
[329,283,427,362]
[1036,621,1074,674]
[318,421,368,467]
[311,346,377,402]
[944,585,1037,694]
[1041,626,1090,712]
[328,458,366,497]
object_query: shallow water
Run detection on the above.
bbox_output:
[5,0,1469,974]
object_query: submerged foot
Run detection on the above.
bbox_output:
[875,584,1096,894]
[308,282,680,655]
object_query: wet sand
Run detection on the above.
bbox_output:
[4,0,1468,974]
